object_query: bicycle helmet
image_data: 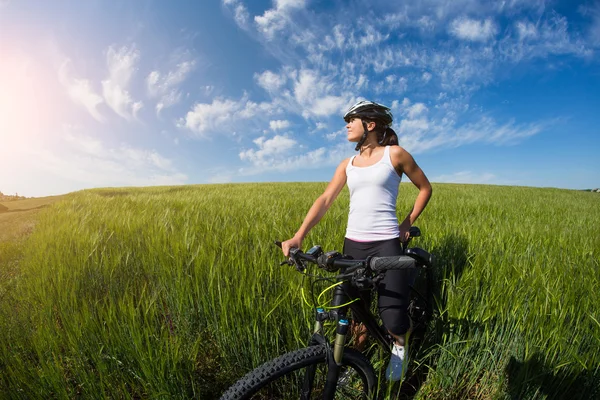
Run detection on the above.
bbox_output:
[344,100,393,125]
[344,100,394,151]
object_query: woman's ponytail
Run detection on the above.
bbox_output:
[378,127,399,146]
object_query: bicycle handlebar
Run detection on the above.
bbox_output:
[369,255,417,272]
[274,241,417,276]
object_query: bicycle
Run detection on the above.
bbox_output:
[220,227,435,400]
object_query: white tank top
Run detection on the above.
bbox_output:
[345,146,402,241]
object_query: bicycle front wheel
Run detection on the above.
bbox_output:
[219,344,376,400]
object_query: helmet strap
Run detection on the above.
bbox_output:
[378,127,388,145]
[355,121,370,151]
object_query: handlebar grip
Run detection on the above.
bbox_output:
[369,256,416,272]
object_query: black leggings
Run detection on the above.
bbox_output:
[332,237,416,336]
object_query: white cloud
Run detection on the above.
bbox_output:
[180,95,277,136]
[276,0,306,9]
[358,25,389,47]
[325,128,345,141]
[449,17,498,42]
[580,3,600,46]
[239,99,278,118]
[515,21,538,40]
[105,45,138,86]
[269,119,290,130]
[255,9,287,39]
[65,153,186,187]
[255,0,306,39]
[101,45,143,120]
[238,141,352,175]
[291,69,351,117]
[61,127,181,175]
[422,72,432,83]
[316,23,389,52]
[398,116,545,155]
[102,80,139,120]
[356,74,368,89]
[147,60,195,96]
[180,98,241,136]
[397,119,430,151]
[255,70,287,92]
[6,125,188,195]
[59,44,150,123]
[221,0,251,29]
[374,75,408,94]
[234,4,251,28]
[132,101,143,119]
[58,59,105,122]
[407,103,429,118]
[147,59,195,115]
[498,13,591,63]
[293,69,321,104]
[310,95,348,117]
[239,134,297,166]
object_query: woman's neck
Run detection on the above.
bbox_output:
[359,136,382,156]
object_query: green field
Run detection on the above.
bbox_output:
[0,183,598,399]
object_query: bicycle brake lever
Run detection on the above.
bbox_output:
[354,277,372,289]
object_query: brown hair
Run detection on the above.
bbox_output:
[368,120,399,146]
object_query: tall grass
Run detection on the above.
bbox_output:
[0,183,598,399]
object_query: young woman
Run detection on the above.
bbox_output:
[281,100,432,381]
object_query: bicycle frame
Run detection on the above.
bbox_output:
[301,281,394,399]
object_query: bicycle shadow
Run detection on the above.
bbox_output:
[396,232,471,399]
[506,353,600,400]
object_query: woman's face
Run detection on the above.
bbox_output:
[346,117,364,142]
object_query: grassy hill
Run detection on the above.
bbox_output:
[0,195,65,242]
[0,183,598,399]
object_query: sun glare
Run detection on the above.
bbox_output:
[0,52,61,159]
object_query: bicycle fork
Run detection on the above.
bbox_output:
[301,309,350,400]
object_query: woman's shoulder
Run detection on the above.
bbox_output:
[388,145,412,168]
[388,145,408,157]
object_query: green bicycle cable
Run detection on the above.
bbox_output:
[316,281,344,305]
[315,280,360,309]
[325,297,359,309]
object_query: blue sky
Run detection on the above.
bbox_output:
[1,0,599,197]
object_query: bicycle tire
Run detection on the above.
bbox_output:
[219,344,377,400]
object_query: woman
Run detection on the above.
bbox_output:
[281,100,432,381]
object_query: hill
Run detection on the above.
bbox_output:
[0,183,598,399]
[0,195,66,242]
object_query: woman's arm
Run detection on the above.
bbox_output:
[390,146,432,241]
[281,158,350,256]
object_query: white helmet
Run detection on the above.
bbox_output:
[344,100,394,151]
[343,100,393,126]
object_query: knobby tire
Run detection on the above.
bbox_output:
[219,344,376,400]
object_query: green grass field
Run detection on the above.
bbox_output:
[0,183,598,399]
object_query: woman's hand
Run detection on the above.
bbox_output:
[281,235,303,257]
[399,218,411,243]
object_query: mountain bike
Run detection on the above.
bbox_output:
[220,227,435,400]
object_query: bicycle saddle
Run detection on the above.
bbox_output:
[405,247,434,268]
